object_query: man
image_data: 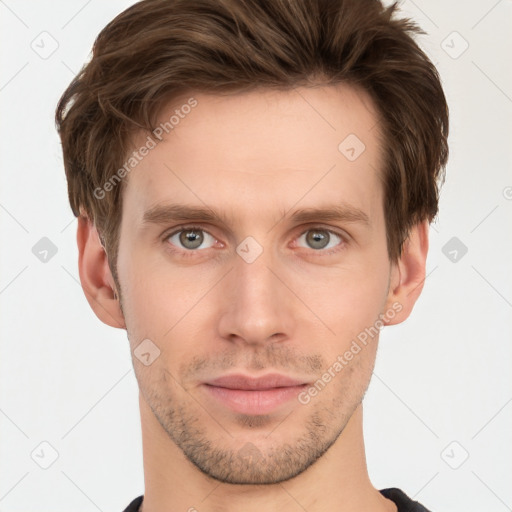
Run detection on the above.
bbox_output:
[55,0,449,510]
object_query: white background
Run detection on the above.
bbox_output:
[0,1,511,511]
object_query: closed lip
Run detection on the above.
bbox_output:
[204,373,308,390]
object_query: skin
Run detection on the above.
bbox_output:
[77,83,429,512]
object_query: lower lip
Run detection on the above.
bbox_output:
[203,384,308,415]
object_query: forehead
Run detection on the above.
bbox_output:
[122,83,384,225]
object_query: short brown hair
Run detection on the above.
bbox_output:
[56,0,449,288]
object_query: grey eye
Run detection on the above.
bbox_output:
[297,229,342,251]
[168,228,215,250]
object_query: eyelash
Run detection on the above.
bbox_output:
[162,224,348,258]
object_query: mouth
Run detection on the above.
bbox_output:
[202,373,310,415]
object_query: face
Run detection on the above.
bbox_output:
[115,84,397,484]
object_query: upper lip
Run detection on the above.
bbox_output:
[205,373,307,390]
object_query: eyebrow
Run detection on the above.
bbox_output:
[142,202,370,228]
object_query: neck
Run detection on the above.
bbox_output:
[138,396,396,512]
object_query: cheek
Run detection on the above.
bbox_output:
[117,241,191,334]
[298,261,390,338]
[292,261,390,376]
[118,255,220,379]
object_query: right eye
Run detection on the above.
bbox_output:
[164,226,218,254]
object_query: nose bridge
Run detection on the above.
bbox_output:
[218,238,293,344]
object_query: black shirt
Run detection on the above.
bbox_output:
[122,488,431,511]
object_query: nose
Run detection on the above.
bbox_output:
[216,244,295,347]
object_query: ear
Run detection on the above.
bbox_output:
[382,220,429,326]
[76,215,126,329]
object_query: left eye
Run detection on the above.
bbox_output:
[166,227,217,251]
[296,228,343,251]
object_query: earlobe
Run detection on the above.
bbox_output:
[76,215,126,329]
[383,220,429,326]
